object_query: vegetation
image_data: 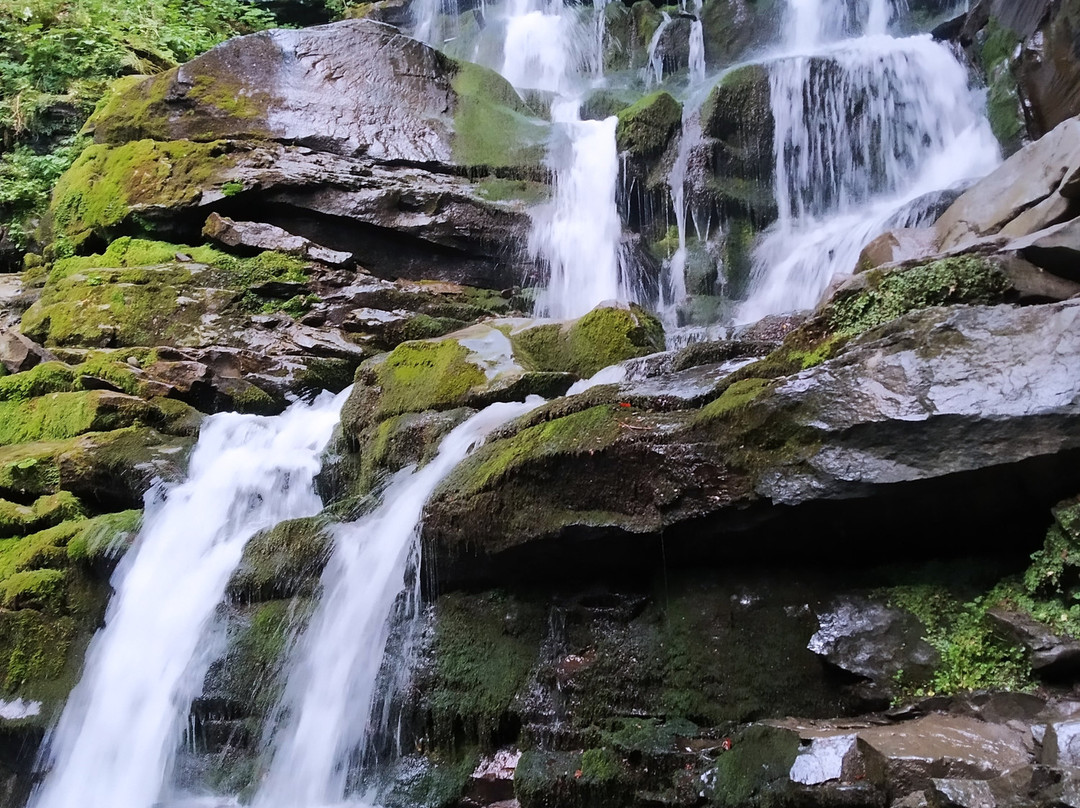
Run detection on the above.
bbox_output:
[0,0,285,250]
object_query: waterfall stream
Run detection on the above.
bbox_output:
[737,0,999,321]
[29,391,348,808]
[252,398,543,807]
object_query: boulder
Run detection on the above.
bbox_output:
[934,117,1080,251]
[856,229,938,272]
[788,734,887,787]
[48,19,549,288]
[987,608,1080,676]
[1015,0,1080,138]
[423,299,1080,580]
[808,597,938,693]
[614,91,682,159]
[0,331,55,375]
[202,214,352,266]
[1006,218,1080,281]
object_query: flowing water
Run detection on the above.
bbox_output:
[736,0,999,321]
[252,398,543,807]
[29,392,348,808]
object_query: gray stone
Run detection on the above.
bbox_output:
[809,597,938,685]
[202,213,353,266]
[927,778,996,808]
[0,329,55,374]
[934,117,1080,250]
[986,608,1080,675]
[1006,218,1080,281]
[857,228,937,272]
[789,734,887,786]
[1042,721,1080,767]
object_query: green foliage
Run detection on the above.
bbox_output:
[0,0,281,248]
[0,137,87,247]
[886,585,1030,696]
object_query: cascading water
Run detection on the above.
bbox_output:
[252,398,543,807]
[737,0,999,322]
[29,392,348,808]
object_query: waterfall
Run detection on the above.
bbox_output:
[532,100,629,319]
[252,398,543,807]
[29,391,348,808]
[736,0,999,322]
[688,19,705,85]
[644,12,672,87]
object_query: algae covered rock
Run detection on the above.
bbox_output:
[615,92,682,159]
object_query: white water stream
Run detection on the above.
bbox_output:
[253,398,543,807]
[29,392,348,808]
[736,0,999,321]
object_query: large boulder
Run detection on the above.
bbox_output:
[46,19,549,289]
[423,298,1080,581]
[934,116,1080,250]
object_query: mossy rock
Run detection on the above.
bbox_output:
[701,64,772,142]
[229,516,333,601]
[0,492,85,540]
[424,591,545,749]
[824,254,1012,337]
[615,92,682,159]
[0,427,194,507]
[47,140,240,246]
[449,60,548,169]
[510,304,665,378]
[0,390,199,447]
[381,751,480,808]
[708,724,800,807]
[515,748,632,808]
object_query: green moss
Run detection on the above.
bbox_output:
[709,724,799,807]
[374,339,486,420]
[0,390,161,446]
[978,20,1024,151]
[695,378,771,424]
[579,747,621,782]
[445,405,621,498]
[0,608,78,693]
[0,569,68,612]
[66,509,141,564]
[48,139,239,243]
[511,305,664,378]
[701,64,771,140]
[0,492,85,540]
[615,91,682,159]
[515,748,630,808]
[0,362,78,401]
[384,751,480,808]
[230,516,331,601]
[428,591,544,749]
[450,61,547,168]
[0,442,65,498]
[474,177,550,205]
[827,255,1011,336]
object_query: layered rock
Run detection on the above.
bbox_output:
[46,18,549,289]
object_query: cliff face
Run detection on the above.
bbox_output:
[1,3,1080,807]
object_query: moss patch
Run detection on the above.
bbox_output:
[48,139,239,244]
[708,724,799,807]
[426,591,544,749]
[615,91,682,159]
[230,516,332,601]
[827,255,1011,337]
[0,492,85,540]
[450,61,547,169]
[374,339,487,420]
[511,305,665,378]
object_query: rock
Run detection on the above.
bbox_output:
[615,91,682,159]
[1043,721,1080,767]
[1015,0,1080,139]
[986,608,1080,676]
[0,331,55,374]
[49,19,548,287]
[856,229,938,272]
[934,117,1080,251]
[1006,218,1080,281]
[465,748,520,806]
[808,597,938,691]
[424,299,1080,581]
[926,778,996,808]
[788,734,887,787]
[202,213,353,266]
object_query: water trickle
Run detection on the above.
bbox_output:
[29,392,348,808]
[688,19,706,85]
[644,12,672,86]
[252,398,544,808]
